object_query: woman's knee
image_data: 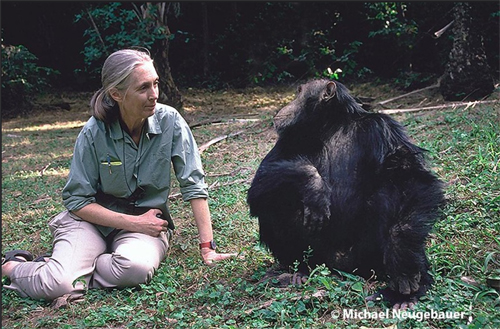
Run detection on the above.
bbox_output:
[108,231,168,287]
[113,253,159,286]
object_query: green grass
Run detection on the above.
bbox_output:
[2,87,499,328]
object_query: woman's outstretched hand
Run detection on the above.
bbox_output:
[200,248,238,266]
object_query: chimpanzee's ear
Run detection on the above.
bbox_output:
[323,81,337,101]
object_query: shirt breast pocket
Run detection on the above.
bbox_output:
[99,162,129,197]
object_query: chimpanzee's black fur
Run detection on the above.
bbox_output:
[247,79,444,306]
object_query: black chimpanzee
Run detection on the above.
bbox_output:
[247,79,444,308]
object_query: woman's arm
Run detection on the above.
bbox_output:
[190,198,237,265]
[73,203,170,237]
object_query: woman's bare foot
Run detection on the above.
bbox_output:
[2,256,27,276]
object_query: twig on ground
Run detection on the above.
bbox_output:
[211,118,261,126]
[198,130,245,153]
[377,83,440,107]
[377,100,499,114]
[189,114,261,129]
[168,178,252,200]
[244,290,327,315]
[189,119,223,128]
[208,167,254,177]
[39,163,51,177]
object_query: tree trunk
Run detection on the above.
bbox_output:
[156,37,184,112]
[439,2,494,101]
[140,2,184,112]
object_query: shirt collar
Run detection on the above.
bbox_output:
[146,112,162,136]
[108,113,162,140]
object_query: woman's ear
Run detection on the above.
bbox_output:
[109,88,123,102]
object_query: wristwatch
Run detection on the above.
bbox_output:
[199,240,217,250]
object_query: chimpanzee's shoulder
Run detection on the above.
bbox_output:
[355,112,403,128]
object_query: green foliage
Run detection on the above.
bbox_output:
[74,2,171,80]
[246,8,367,85]
[365,2,418,38]
[1,40,59,117]
[364,2,437,87]
[364,1,419,67]
[198,2,371,88]
[258,34,365,85]
[64,2,498,90]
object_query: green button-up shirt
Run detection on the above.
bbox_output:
[62,104,208,235]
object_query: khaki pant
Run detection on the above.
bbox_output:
[4,210,170,300]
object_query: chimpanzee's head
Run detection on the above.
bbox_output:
[273,79,362,135]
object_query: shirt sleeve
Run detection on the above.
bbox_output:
[171,112,209,201]
[62,126,99,211]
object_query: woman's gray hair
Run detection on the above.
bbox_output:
[90,48,153,123]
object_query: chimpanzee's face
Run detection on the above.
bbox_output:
[273,87,303,133]
[273,80,337,134]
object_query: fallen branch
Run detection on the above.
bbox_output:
[377,83,440,107]
[208,166,254,177]
[377,100,499,115]
[244,290,327,315]
[39,163,51,177]
[190,117,261,129]
[34,197,52,204]
[433,20,454,39]
[198,130,245,153]
[244,298,276,315]
[168,178,251,201]
[189,119,223,129]
[212,118,261,126]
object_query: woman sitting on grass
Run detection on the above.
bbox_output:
[2,48,235,301]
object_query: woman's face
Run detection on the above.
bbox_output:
[114,61,160,121]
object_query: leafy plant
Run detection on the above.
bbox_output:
[1,40,59,117]
[365,2,418,38]
[74,2,176,80]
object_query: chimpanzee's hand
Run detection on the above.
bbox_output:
[303,203,330,233]
[302,166,331,232]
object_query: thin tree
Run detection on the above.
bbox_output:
[439,2,495,101]
[138,2,183,111]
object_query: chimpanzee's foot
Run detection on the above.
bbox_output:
[388,273,422,295]
[366,287,419,310]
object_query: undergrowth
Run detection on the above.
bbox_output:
[2,85,499,328]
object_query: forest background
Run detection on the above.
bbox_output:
[1,1,499,116]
